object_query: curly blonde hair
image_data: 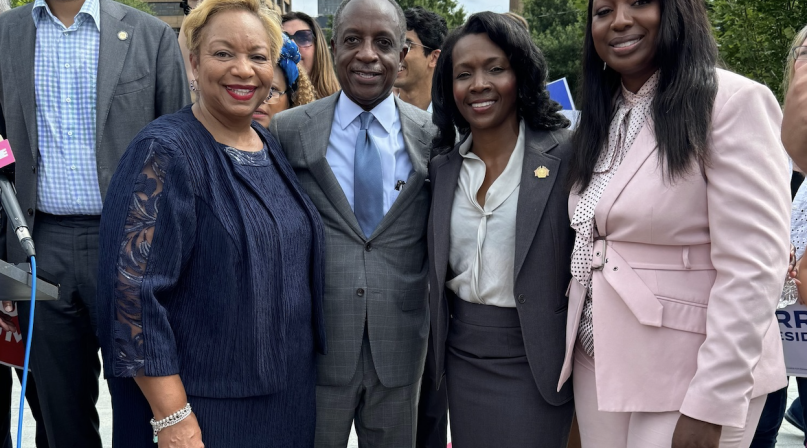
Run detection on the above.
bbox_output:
[290,64,317,107]
[785,24,807,97]
[184,0,283,64]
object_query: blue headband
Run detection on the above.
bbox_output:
[278,35,301,92]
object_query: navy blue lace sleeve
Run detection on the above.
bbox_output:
[112,141,172,377]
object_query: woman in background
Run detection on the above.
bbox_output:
[561,0,791,446]
[282,11,340,98]
[425,12,574,447]
[253,34,316,128]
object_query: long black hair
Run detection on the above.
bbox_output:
[568,0,718,192]
[431,12,570,151]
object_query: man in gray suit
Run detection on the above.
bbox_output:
[0,0,188,444]
[270,0,435,446]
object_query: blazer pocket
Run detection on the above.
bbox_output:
[657,295,707,334]
[399,289,427,311]
[114,70,151,96]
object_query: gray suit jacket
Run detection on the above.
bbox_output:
[426,126,575,406]
[270,93,436,388]
[0,0,189,262]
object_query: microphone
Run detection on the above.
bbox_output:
[0,135,36,259]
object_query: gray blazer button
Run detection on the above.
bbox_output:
[27,208,34,216]
[357,288,365,297]
[364,242,372,252]
[517,294,526,304]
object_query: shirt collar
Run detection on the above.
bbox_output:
[459,120,526,160]
[33,0,101,31]
[335,91,397,134]
[621,70,659,108]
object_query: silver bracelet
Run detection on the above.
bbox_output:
[150,403,192,443]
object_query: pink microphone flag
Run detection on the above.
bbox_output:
[0,139,14,169]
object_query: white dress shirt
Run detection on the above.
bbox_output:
[446,121,525,308]
[326,92,412,214]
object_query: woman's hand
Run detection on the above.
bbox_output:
[797,253,807,304]
[158,412,204,448]
[671,414,721,448]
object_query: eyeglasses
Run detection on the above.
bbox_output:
[284,30,315,48]
[792,46,807,61]
[264,87,290,104]
[405,40,434,53]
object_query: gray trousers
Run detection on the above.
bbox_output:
[315,328,420,448]
[16,213,103,448]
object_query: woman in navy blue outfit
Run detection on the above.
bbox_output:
[95,0,326,446]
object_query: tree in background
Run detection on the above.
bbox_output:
[710,0,807,102]
[11,0,154,14]
[395,0,465,29]
[523,0,586,98]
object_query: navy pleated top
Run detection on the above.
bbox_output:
[96,105,327,398]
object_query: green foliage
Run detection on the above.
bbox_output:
[395,0,466,30]
[523,0,586,97]
[13,0,154,15]
[710,0,806,102]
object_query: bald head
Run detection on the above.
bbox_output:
[332,0,406,45]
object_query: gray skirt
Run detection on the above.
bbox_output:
[445,298,573,448]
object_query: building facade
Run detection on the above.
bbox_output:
[318,0,338,16]
[148,0,291,31]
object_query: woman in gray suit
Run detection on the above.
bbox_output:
[424,12,575,448]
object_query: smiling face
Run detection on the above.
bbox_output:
[331,0,406,110]
[191,9,274,122]
[591,0,660,92]
[395,30,437,91]
[283,19,315,75]
[253,65,290,128]
[452,33,518,135]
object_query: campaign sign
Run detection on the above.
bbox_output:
[0,310,25,369]
[777,303,807,377]
[547,78,575,111]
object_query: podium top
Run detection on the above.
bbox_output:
[0,259,59,302]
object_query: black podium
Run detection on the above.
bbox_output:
[0,260,58,302]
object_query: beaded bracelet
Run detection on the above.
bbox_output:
[150,403,192,443]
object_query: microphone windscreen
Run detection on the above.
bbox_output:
[0,139,14,170]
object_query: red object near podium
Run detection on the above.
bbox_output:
[0,312,25,369]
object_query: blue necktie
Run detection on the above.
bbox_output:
[354,112,384,238]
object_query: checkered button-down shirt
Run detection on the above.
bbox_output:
[32,0,102,215]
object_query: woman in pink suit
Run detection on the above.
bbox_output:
[561,0,791,446]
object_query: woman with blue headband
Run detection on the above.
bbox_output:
[253,34,316,128]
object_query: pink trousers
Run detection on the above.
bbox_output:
[573,347,767,448]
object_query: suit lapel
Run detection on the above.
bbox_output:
[14,13,38,160]
[432,150,462,289]
[301,95,365,239]
[513,128,561,280]
[594,123,655,236]
[369,97,430,239]
[96,0,133,153]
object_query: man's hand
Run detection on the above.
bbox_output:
[783,62,807,169]
[671,414,721,448]
[0,301,15,333]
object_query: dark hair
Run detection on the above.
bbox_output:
[404,6,448,56]
[568,0,718,192]
[432,12,570,150]
[332,0,406,45]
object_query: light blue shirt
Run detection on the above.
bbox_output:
[32,0,102,215]
[326,92,412,215]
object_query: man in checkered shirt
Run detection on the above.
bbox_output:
[0,0,189,443]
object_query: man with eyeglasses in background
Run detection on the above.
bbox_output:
[394,6,446,113]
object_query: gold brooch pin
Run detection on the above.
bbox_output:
[534,166,549,178]
[117,31,128,41]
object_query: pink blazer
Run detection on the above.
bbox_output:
[559,69,791,429]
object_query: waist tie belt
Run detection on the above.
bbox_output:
[590,239,714,327]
